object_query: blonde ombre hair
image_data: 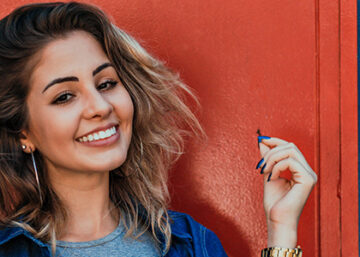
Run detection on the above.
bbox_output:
[0,2,203,256]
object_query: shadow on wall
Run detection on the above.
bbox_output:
[169,157,251,257]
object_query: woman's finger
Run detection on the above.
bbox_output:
[259,136,288,147]
[265,157,317,186]
[257,143,289,172]
[258,143,309,174]
[259,140,271,157]
[258,136,288,157]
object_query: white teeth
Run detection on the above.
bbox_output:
[78,126,117,143]
[105,129,111,137]
[99,131,106,139]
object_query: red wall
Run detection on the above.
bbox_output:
[1,0,357,256]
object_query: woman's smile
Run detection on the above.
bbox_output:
[76,124,120,147]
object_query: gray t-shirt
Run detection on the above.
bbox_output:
[51,221,160,257]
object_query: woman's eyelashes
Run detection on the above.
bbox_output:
[51,80,119,105]
[96,80,118,91]
[52,90,74,105]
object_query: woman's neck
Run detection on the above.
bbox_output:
[48,168,119,242]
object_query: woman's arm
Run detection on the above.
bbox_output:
[256,136,317,248]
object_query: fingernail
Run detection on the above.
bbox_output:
[260,163,266,174]
[258,136,271,143]
[256,158,264,169]
[267,172,272,182]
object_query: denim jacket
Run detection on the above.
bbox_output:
[0,210,228,257]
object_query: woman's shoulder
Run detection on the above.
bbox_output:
[168,209,209,232]
[168,209,216,231]
[0,224,50,257]
[167,210,228,257]
[168,209,198,221]
[0,225,33,246]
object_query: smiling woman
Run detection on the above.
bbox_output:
[0,2,317,257]
[0,2,209,256]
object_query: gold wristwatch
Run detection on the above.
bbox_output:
[261,245,302,257]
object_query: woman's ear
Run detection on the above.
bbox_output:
[19,130,35,153]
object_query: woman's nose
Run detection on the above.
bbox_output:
[81,87,113,120]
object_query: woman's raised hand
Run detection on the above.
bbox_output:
[256,136,317,248]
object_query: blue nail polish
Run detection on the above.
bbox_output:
[267,172,272,182]
[258,136,271,143]
[260,163,266,174]
[256,158,264,169]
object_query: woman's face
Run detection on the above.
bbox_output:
[22,30,134,175]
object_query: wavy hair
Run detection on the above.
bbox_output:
[0,2,203,256]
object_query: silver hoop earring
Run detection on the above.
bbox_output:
[30,150,43,204]
[136,139,144,174]
[139,140,144,161]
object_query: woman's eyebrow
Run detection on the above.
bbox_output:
[41,62,114,94]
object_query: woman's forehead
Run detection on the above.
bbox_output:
[28,31,110,88]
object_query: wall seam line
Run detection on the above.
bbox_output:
[338,0,342,256]
[314,0,321,256]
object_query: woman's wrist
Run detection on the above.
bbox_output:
[267,221,298,248]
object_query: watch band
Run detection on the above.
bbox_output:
[261,245,303,257]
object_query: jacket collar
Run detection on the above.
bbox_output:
[0,224,49,249]
[151,210,193,256]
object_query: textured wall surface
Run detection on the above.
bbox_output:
[0,0,357,256]
[99,1,317,255]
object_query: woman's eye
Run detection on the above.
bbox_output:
[97,80,118,91]
[52,92,74,105]
[51,81,117,105]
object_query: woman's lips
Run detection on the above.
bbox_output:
[76,125,120,147]
[77,123,118,139]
